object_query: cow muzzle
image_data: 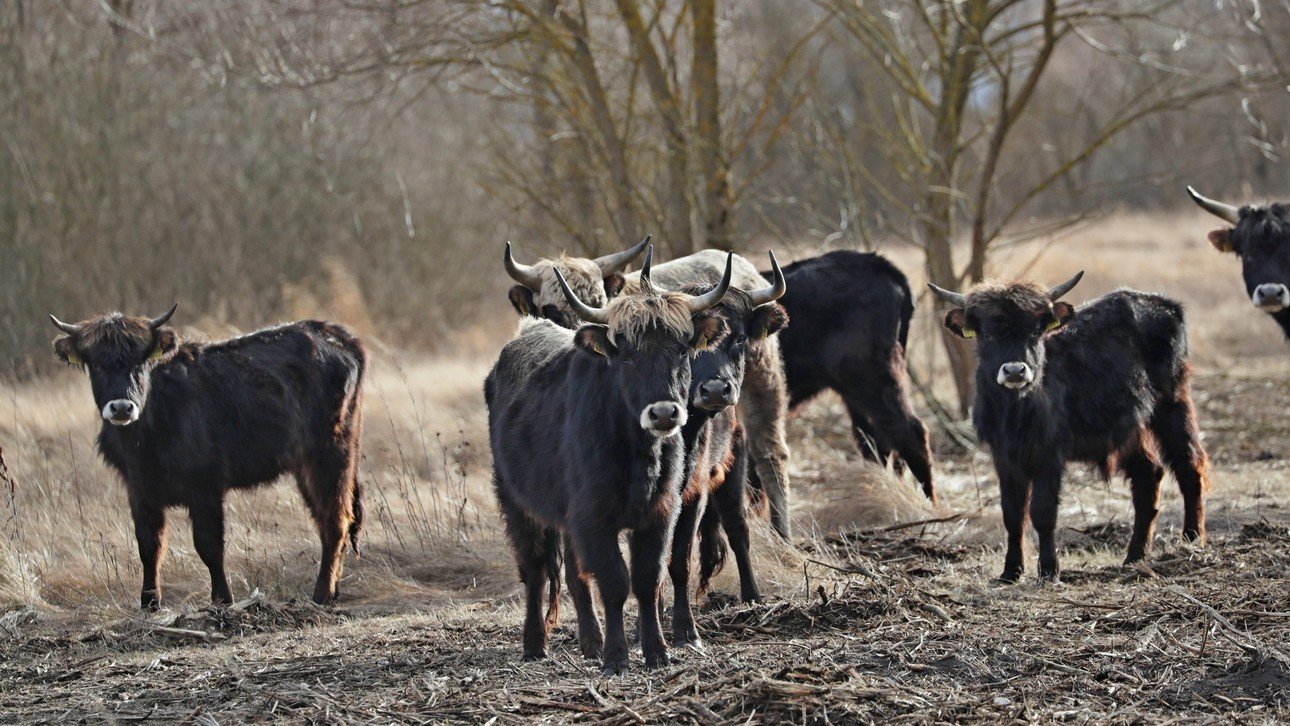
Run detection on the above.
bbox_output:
[1252,283,1289,312]
[102,399,140,426]
[694,378,737,411]
[997,362,1035,390]
[640,401,687,437]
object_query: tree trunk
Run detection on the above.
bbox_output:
[691,0,730,251]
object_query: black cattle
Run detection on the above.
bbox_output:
[1188,186,1290,339]
[50,307,366,608]
[653,259,788,648]
[773,251,935,500]
[929,273,1210,582]
[485,247,733,675]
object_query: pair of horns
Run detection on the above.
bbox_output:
[634,247,785,307]
[504,235,652,289]
[50,303,178,335]
[1186,186,1240,225]
[554,245,738,324]
[927,272,1084,307]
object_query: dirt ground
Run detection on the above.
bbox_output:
[1,361,1286,724]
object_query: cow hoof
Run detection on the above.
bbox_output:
[671,630,701,649]
[996,570,1022,584]
[601,659,630,677]
[579,639,604,661]
[140,593,161,612]
[522,649,548,662]
[741,589,763,604]
[644,650,670,670]
[1183,529,1204,544]
[1038,570,1061,584]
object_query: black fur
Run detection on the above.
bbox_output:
[1219,203,1290,339]
[945,285,1210,582]
[773,251,935,499]
[53,316,366,609]
[485,308,726,675]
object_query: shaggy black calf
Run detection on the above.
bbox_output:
[774,251,935,500]
[485,248,732,675]
[1188,186,1290,339]
[930,274,1210,582]
[50,307,366,608]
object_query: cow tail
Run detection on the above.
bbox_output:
[348,478,364,558]
[695,503,727,601]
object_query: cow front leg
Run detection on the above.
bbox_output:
[1031,467,1064,582]
[130,500,167,611]
[996,467,1030,583]
[630,524,673,669]
[189,495,233,605]
[667,494,705,648]
[563,535,603,660]
[574,523,632,676]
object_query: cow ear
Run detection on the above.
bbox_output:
[1207,228,1236,253]
[749,304,789,340]
[1049,302,1076,330]
[943,309,975,339]
[691,312,729,351]
[603,273,627,299]
[53,336,83,368]
[574,325,617,358]
[149,329,178,361]
[508,285,539,317]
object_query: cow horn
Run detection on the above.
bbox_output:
[747,251,787,307]
[49,314,82,335]
[682,252,734,314]
[149,303,178,330]
[592,234,651,276]
[927,283,967,307]
[552,268,610,325]
[1186,186,1240,225]
[1047,271,1084,301]
[504,242,545,290]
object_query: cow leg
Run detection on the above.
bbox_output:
[563,535,603,660]
[696,501,726,603]
[1030,466,1064,582]
[844,371,935,502]
[303,450,358,605]
[574,525,632,676]
[130,500,167,611]
[996,467,1030,583]
[629,524,672,669]
[739,337,793,539]
[1151,385,1210,545]
[712,434,760,603]
[499,495,557,661]
[189,495,233,605]
[1120,444,1165,564]
[668,494,705,648]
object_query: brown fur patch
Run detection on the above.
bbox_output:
[66,313,160,361]
[964,280,1052,314]
[532,255,609,311]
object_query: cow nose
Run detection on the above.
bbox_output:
[997,362,1034,390]
[1252,283,1289,311]
[698,379,734,408]
[103,399,139,425]
[641,401,687,436]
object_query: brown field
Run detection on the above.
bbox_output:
[1,213,1287,723]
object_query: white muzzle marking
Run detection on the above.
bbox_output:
[639,401,687,438]
[997,362,1035,390]
[102,399,140,426]
[1252,284,1289,312]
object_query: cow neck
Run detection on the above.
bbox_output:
[972,368,1060,456]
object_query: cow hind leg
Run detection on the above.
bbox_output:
[189,494,233,605]
[563,535,603,660]
[301,447,358,605]
[739,338,793,539]
[1150,377,1210,545]
[1119,441,1165,564]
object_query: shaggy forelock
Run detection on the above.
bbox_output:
[605,290,694,344]
[965,280,1051,314]
[71,314,155,359]
[532,255,608,311]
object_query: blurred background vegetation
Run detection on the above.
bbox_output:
[2,0,1288,392]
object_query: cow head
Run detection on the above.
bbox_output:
[1188,186,1290,317]
[685,252,789,412]
[556,246,733,438]
[50,304,180,427]
[930,273,1083,395]
[504,236,650,327]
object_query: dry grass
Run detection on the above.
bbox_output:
[0,212,1287,722]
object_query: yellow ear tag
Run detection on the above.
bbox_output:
[695,336,709,350]
[149,346,165,361]
[961,327,976,339]
[66,351,82,366]
[592,342,605,356]
[1045,319,1061,332]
